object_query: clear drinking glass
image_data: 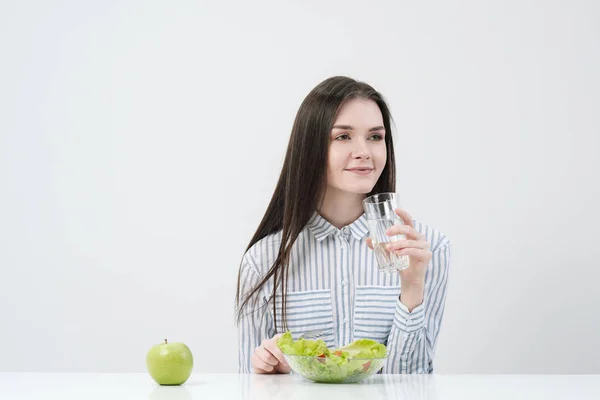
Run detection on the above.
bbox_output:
[362,192,410,272]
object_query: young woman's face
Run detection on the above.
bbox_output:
[326,98,387,196]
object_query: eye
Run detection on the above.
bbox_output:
[369,134,384,141]
[335,133,350,141]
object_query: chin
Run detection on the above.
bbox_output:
[340,184,376,195]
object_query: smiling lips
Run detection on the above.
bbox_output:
[345,167,374,176]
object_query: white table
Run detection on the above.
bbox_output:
[1,373,599,399]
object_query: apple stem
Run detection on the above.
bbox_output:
[164,339,167,345]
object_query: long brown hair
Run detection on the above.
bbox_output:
[235,76,396,331]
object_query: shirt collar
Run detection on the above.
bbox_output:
[307,212,370,242]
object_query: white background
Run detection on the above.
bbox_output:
[1,0,599,374]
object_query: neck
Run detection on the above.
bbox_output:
[318,186,366,229]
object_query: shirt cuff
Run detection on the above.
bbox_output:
[393,298,426,333]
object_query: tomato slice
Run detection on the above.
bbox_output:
[361,360,372,372]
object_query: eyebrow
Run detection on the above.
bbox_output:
[332,125,385,132]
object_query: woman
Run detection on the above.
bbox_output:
[235,76,451,374]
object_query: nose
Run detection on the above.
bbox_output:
[352,139,371,160]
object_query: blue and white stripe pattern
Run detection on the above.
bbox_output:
[238,212,451,374]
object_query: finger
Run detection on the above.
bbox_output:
[271,333,282,343]
[385,224,425,240]
[263,339,289,367]
[275,362,292,374]
[394,247,432,260]
[395,208,414,228]
[386,240,429,251]
[251,353,274,373]
[256,345,279,367]
[366,237,374,250]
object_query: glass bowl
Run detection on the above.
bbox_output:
[284,354,386,383]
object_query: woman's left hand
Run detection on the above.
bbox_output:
[366,208,432,285]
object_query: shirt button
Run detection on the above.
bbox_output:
[400,355,408,361]
[341,279,348,286]
[343,317,349,324]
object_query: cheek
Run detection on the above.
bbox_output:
[327,146,346,171]
[374,145,387,167]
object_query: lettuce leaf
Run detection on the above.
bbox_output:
[277,331,330,357]
[337,339,387,358]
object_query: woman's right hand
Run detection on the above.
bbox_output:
[251,334,291,374]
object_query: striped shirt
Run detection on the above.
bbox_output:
[237,212,451,374]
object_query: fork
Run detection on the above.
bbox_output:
[299,328,331,340]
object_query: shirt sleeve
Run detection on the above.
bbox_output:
[383,240,452,373]
[237,256,275,373]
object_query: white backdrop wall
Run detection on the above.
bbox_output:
[1,0,599,373]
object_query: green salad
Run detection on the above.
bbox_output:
[277,332,387,383]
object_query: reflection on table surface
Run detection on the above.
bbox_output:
[1,373,599,400]
[236,373,436,400]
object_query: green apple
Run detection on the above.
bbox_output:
[146,339,194,385]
